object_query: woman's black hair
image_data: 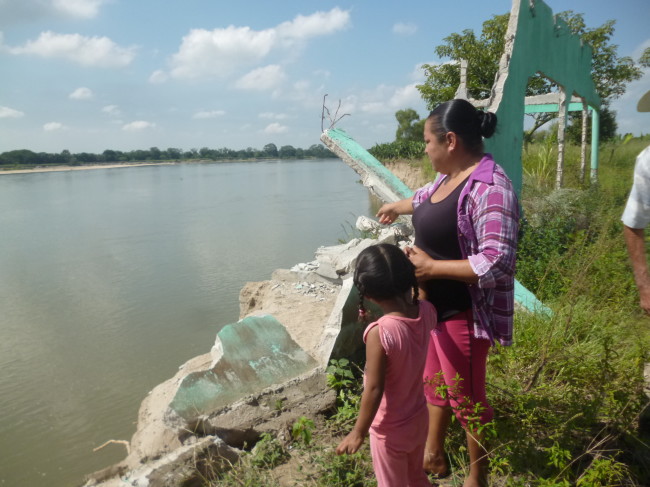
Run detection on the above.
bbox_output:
[354,243,419,316]
[427,98,497,155]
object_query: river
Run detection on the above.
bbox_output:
[0,159,373,487]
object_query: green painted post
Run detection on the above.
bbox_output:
[590,109,600,183]
[484,0,600,200]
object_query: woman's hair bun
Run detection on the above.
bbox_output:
[477,111,497,139]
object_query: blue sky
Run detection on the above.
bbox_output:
[1,0,648,154]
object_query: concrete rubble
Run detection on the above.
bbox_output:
[82,219,412,487]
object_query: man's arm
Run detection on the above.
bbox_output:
[624,225,650,314]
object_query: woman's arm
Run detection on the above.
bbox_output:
[376,197,414,224]
[335,326,386,455]
[406,246,479,284]
[466,180,519,289]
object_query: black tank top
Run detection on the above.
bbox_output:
[412,178,472,320]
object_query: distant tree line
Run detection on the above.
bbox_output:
[0,142,337,166]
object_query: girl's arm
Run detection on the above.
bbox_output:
[335,326,386,455]
[376,197,414,224]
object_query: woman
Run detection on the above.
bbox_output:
[376,99,519,487]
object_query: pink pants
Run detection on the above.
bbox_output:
[369,418,433,487]
[423,310,493,426]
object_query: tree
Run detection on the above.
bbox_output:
[417,12,650,138]
[395,109,426,142]
[263,143,278,157]
[279,145,296,158]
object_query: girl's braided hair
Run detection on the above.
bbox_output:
[353,243,419,319]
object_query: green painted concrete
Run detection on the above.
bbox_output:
[591,109,600,182]
[524,102,592,114]
[323,128,413,202]
[170,314,316,419]
[486,0,601,198]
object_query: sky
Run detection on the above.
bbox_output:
[0,0,648,155]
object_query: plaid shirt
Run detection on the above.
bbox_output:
[412,154,519,346]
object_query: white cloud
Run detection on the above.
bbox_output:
[410,62,428,82]
[53,0,108,18]
[149,69,168,84]
[193,110,226,119]
[69,86,93,100]
[392,22,418,36]
[43,122,65,131]
[166,8,350,80]
[122,120,155,131]
[275,7,351,41]
[389,83,421,108]
[259,112,288,120]
[360,83,423,114]
[263,122,288,134]
[0,106,25,118]
[236,65,286,91]
[101,105,121,116]
[169,26,275,79]
[611,69,650,135]
[8,31,136,68]
[0,0,108,25]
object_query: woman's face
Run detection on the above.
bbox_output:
[423,119,449,172]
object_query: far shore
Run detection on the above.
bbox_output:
[0,161,180,175]
[0,157,331,175]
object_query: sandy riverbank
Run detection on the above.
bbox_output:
[0,162,178,175]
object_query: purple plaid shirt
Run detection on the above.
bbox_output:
[412,154,519,346]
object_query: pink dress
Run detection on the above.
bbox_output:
[363,299,437,487]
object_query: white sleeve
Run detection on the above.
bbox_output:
[622,145,650,229]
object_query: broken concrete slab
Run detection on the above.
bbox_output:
[169,315,318,420]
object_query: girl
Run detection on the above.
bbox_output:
[336,243,437,487]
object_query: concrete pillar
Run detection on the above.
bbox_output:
[555,87,568,189]
[590,109,600,183]
[580,100,588,184]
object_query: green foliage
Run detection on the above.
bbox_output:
[576,456,628,486]
[394,108,426,142]
[292,416,316,446]
[418,14,509,108]
[417,10,648,137]
[0,143,337,167]
[205,459,281,487]
[368,139,425,160]
[326,359,363,430]
[312,450,376,487]
[250,432,290,469]
[326,358,355,390]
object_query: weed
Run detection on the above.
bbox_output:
[292,417,316,447]
[312,450,376,487]
[250,432,290,469]
[326,358,355,391]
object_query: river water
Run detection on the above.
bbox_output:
[0,160,373,487]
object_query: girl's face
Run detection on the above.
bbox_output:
[423,119,450,173]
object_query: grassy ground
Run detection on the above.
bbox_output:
[198,137,650,486]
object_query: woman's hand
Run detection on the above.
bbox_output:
[375,197,414,224]
[336,430,365,455]
[376,202,399,225]
[406,245,479,284]
[405,245,435,281]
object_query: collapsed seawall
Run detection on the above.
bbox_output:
[82,216,415,487]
